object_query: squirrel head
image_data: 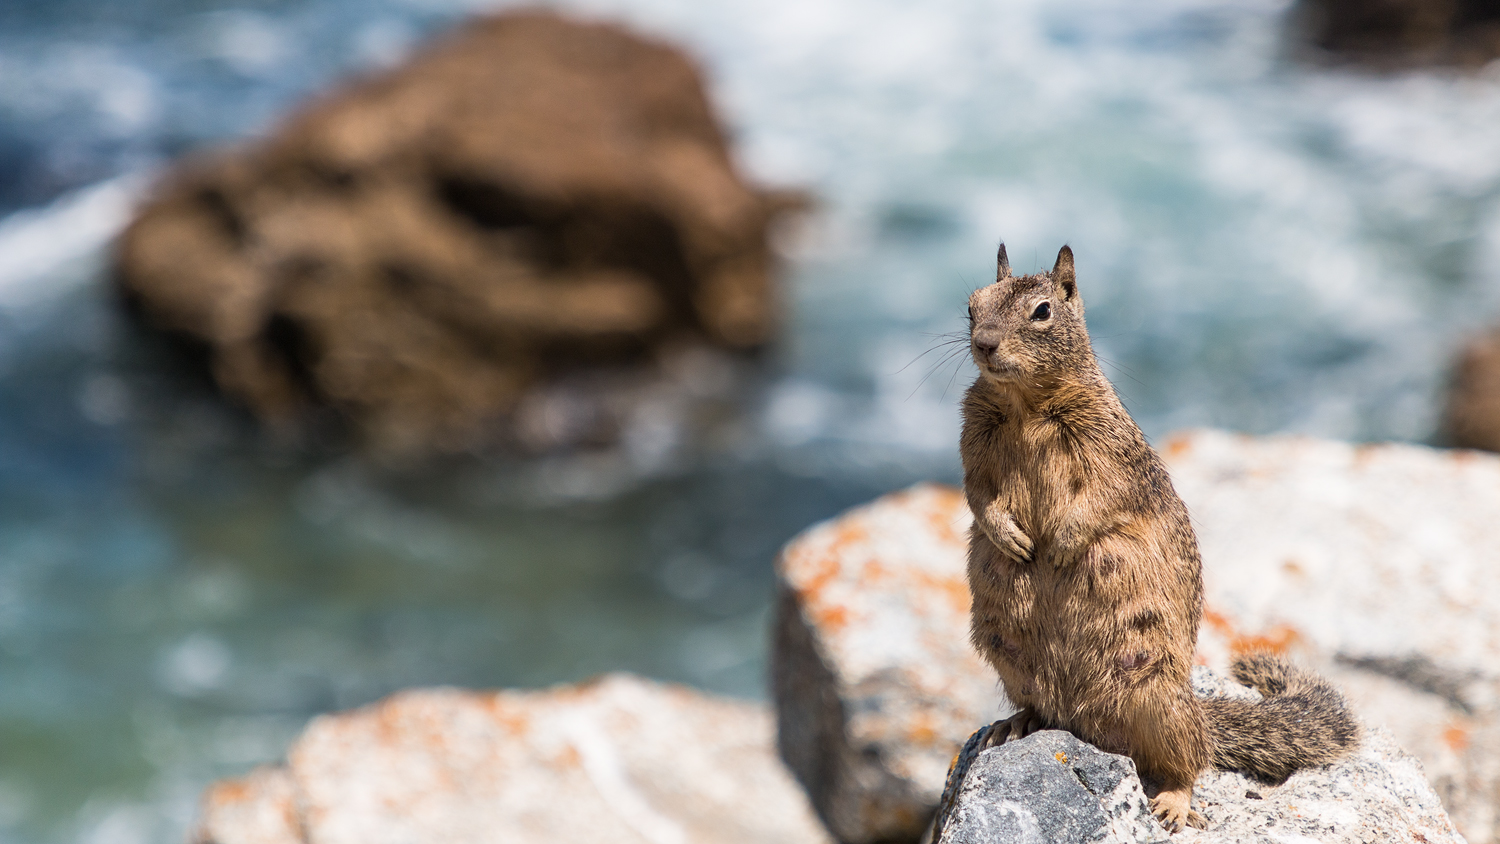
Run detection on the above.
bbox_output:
[968,244,1091,387]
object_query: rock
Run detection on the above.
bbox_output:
[1294,0,1500,67]
[1161,428,1500,842]
[773,432,1500,842]
[772,484,1005,844]
[192,673,833,844]
[116,11,791,455]
[935,670,1465,844]
[195,767,301,844]
[934,731,1158,844]
[1444,326,1500,453]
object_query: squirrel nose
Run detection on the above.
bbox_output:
[972,329,1000,357]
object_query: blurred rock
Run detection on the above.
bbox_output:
[772,484,1005,844]
[116,11,793,455]
[934,677,1463,844]
[1444,326,1500,453]
[192,673,833,844]
[1295,0,1500,67]
[774,433,1500,843]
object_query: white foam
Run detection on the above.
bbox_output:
[0,172,150,310]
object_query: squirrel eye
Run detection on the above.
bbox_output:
[1030,301,1051,321]
[967,305,974,323]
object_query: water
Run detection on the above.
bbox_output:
[4,0,1500,841]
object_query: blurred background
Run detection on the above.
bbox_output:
[3,0,1500,841]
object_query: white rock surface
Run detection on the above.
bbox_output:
[193,673,833,844]
[1163,429,1500,842]
[1163,429,1500,675]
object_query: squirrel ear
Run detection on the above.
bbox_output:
[1052,245,1076,300]
[996,242,1011,279]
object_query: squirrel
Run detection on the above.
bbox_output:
[959,244,1360,832]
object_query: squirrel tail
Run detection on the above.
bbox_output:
[1203,653,1361,783]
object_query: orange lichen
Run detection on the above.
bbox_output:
[1443,722,1471,753]
[1234,623,1301,653]
[795,553,843,603]
[906,714,937,745]
[1202,607,1301,654]
[552,745,582,769]
[923,486,967,543]
[911,570,972,614]
[813,603,851,631]
[1165,435,1193,459]
[208,780,253,803]
[830,522,871,557]
[1054,751,1069,765]
[486,703,533,737]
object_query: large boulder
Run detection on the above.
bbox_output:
[192,673,833,844]
[116,11,789,455]
[1163,429,1500,842]
[1444,325,1500,453]
[773,430,1500,843]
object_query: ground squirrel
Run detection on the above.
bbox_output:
[960,244,1360,832]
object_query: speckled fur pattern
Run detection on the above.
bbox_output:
[960,245,1358,832]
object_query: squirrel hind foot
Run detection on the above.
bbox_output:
[1150,787,1206,833]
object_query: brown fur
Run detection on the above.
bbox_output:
[960,244,1359,832]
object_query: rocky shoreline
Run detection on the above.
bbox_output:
[193,429,1500,844]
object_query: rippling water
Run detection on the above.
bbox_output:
[4,0,1500,840]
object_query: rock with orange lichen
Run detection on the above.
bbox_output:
[1162,428,1500,844]
[772,483,1007,844]
[775,434,1500,843]
[195,767,301,844]
[192,673,833,844]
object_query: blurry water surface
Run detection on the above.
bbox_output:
[4,0,1500,840]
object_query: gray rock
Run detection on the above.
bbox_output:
[935,731,1161,844]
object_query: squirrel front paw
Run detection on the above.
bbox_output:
[989,511,1034,564]
[980,707,1045,748]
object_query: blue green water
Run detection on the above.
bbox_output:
[4,0,1500,840]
